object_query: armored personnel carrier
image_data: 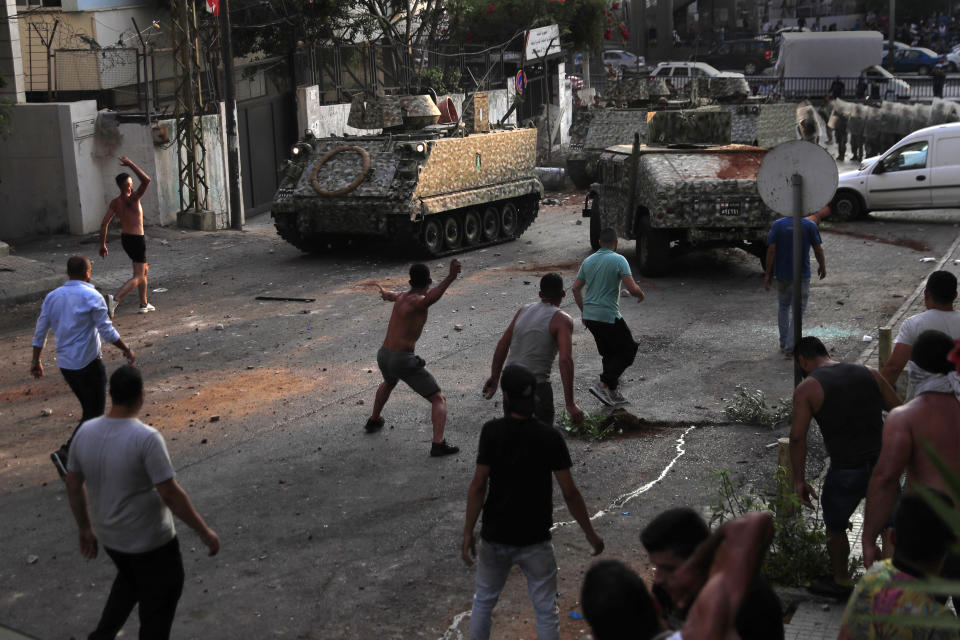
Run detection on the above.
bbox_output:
[583,110,776,276]
[271,93,542,256]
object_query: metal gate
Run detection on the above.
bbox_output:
[237,92,297,216]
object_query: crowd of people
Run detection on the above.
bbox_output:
[26,152,960,639]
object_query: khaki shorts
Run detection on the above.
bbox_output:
[377,347,440,398]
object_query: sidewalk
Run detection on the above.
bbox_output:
[0,213,277,309]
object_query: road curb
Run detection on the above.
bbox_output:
[0,256,63,309]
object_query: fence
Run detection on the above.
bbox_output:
[584,71,960,102]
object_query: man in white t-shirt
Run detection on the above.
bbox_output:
[881,270,960,399]
[66,365,219,640]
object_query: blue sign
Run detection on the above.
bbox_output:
[515,70,527,94]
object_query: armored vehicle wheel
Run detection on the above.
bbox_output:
[500,202,519,238]
[481,207,501,241]
[830,190,865,220]
[422,219,444,255]
[463,211,481,246]
[637,216,670,277]
[443,215,463,249]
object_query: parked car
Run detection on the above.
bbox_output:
[945,47,960,72]
[884,46,944,74]
[649,61,745,80]
[861,65,912,100]
[831,122,960,218]
[603,49,646,73]
[699,38,774,75]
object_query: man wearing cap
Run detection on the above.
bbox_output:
[462,364,604,640]
[482,273,584,426]
[881,270,960,399]
[863,329,960,570]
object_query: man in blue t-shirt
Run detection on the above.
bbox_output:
[763,216,826,356]
[572,227,646,406]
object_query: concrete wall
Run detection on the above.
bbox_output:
[0,100,230,239]
[1,0,26,102]
[0,101,103,238]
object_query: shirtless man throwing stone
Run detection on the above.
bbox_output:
[99,156,154,316]
[366,260,461,457]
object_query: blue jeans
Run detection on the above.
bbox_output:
[469,539,559,640]
[775,278,810,352]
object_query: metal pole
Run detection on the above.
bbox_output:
[792,173,803,387]
[132,18,152,124]
[887,0,896,71]
[219,0,243,230]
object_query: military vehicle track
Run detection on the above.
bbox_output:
[274,195,538,258]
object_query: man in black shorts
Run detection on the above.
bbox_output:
[789,336,900,597]
[366,261,461,457]
[99,156,154,316]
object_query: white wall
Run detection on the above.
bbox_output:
[0,100,230,239]
[0,101,106,238]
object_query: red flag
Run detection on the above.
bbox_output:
[205,0,219,16]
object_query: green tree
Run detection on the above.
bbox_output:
[446,0,608,51]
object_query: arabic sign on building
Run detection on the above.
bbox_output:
[524,24,561,62]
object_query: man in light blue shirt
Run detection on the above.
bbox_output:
[31,255,135,478]
[572,228,646,406]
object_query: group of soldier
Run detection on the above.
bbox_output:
[813,96,960,161]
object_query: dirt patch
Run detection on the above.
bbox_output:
[822,229,932,253]
[145,367,323,432]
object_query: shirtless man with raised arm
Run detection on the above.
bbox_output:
[863,329,960,569]
[99,156,154,316]
[366,260,461,457]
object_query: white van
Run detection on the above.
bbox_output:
[831,122,960,218]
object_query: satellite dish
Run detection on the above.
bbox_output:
[757,140,838,216]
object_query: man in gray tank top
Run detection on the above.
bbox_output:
[483,273,584,426]
[789,336,900,598]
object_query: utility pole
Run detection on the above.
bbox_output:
[887,0,896,71]
[30,19,58,102]
[131,18,152,124]
[219,0,243,230]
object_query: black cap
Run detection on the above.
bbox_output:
[501,364,536,417]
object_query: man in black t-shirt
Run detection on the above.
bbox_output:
[640,508,784,640]
[462,364,604,640]
[790,336,900,598]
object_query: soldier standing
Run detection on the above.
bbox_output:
[832,101,849,162]
[849,103,866,162]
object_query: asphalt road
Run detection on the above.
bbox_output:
[1,198,958,639]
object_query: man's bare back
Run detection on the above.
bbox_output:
[380,260,461,352]
[383,291,431,352]
[894,393,960,492]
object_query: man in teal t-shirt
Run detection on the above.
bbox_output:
[572,227,646,406]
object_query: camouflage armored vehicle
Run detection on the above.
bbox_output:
[583,110,775,276]
[271,93,542,256]
[567,99,800,189]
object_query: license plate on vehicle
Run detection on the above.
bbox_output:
[718,201,740,217]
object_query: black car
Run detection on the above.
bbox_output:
[698,38,774,75]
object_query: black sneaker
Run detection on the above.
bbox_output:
[430,440,459,457]
[50,450,68,480]
[807,575,853,599]
[364,417,384,433]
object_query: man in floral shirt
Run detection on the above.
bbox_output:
[839,492,958,640]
